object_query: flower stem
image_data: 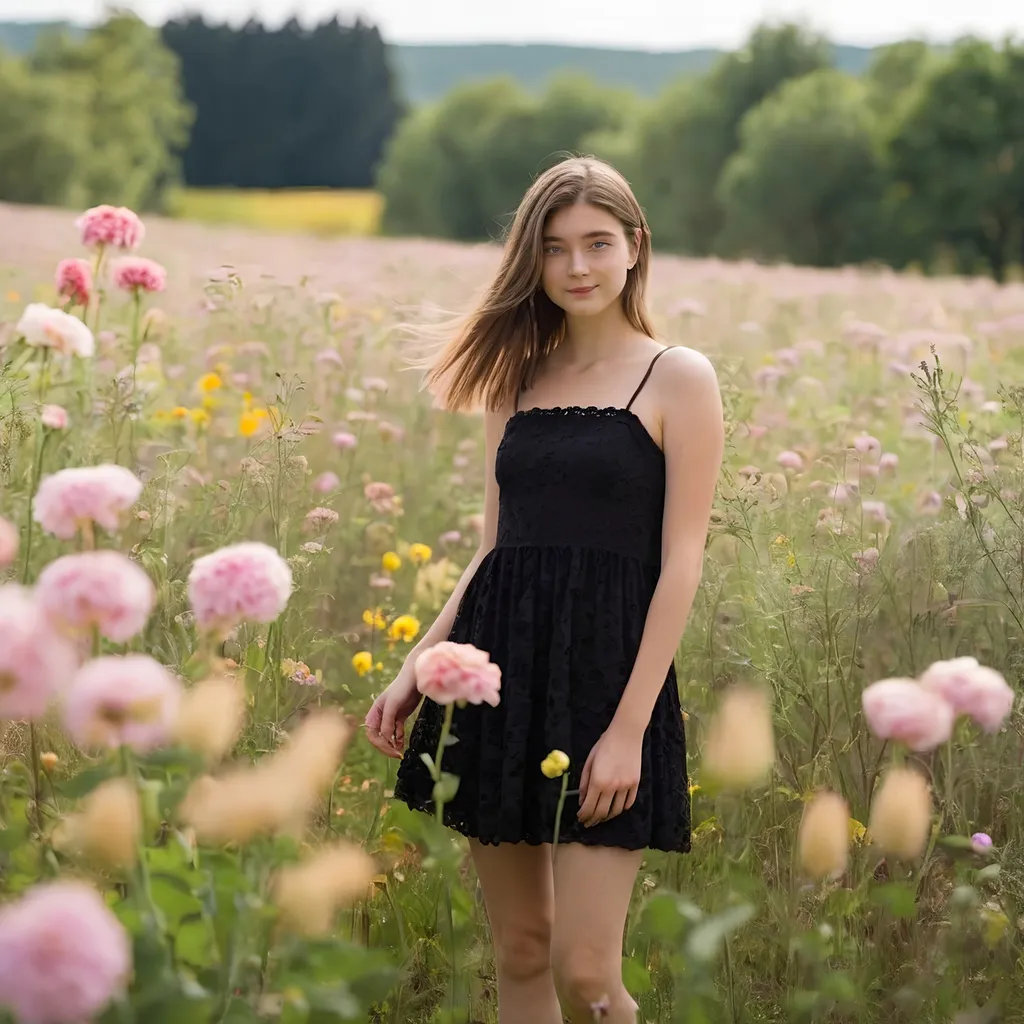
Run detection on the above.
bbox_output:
[434,702,455,824]
[552,774,570,848]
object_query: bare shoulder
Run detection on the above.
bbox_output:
[653,345,720,404]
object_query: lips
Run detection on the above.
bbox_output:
[568,286,596,295]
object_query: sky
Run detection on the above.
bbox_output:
[0,0,1022,49]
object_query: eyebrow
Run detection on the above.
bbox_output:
[542,230,615,243]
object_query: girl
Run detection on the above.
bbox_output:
[365,156,724,1023]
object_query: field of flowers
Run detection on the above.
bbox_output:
[1,198,1024,1024]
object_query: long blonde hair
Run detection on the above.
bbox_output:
[414,156,655,413]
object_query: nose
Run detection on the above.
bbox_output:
[569,249,589,277]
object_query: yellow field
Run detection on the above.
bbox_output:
[168,187,383,236]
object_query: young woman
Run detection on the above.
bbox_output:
[365,156,724,1023]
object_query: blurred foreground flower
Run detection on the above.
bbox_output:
[409,542,432,564]
[861,677,954,751]
[53,777,141,870]
[16,303,95,358]
[918,657,1014,733]
[187,541,293,634]
[64,654,182,753]
[0,584,79,721]
[76,204,144,251]
[971,831,994,853]
[701,685,776,789]
[541,750,570,779]
[272,841,377,937]
[33,464,143,541]
[388,613,420,643]
[868,766,932,861]
[0,880,131,1024]
[173,674,247,762]
[41,404,69,430]
[798,790,850,880]
[351,651,373,676]
[414,641,501,707]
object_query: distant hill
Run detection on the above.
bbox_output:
[0,21,877,104]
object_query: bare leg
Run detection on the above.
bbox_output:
[550,844,645,1023]
[469,839,563,1024]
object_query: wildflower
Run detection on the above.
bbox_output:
[352,651,373,676]
[32,464,143,543]
[55,258,92,306]
[272,841,377,937]
[0,584,79,721]
[190,408,211,427]
[364,481,396,515]
[413,641,501,707]
[541,750,570,779]
[879,452,899,473]
[378,421,405,443]
[304,507,339,533]
[238,408,268,438]
[16,303,95,358]
[701,685,776,789]
[313,471,340,494]
[40,751,59,772]
[852,434,881,457]
[918,657,1014,734]
[0,517,17,568]
[381,551,401,572]
[388,614,420,643]
[197,372,221,396]
[63,654,182,753]
[173,674,246,762]
[408,543,432,564]
[0,881,132,1024]
[332,430,358,451]
[75,204,144,250]
[53,778,141,869]
[798,790,850,880]
[848,818,867,844]
[868,767,932,861]
[362,608,387,630]
[971,832,993,852]
[776,450,803,471]
[41,404,69,430]
[171,406,189,420]
[188,541,293,633]
[110,256,166,294]
[861,677,954,752]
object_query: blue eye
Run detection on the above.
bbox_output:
[592,240,609,250]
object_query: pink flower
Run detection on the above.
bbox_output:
[75,205,144,251]
[55,258,93,307]
[110,256,166,294]
[861,500,889,525]
[861,677,955,751]
[0,584,79,721]
[315,348,345,369]
[332,431,358,451]
[16,303,95,358]
[0,517,17,568]
[971,832,993,851]
[41,405,68,431]
[378,421,405,443]
[188,541,293,632]
[879,452,899,473]
[919,657,1014,734]
[776,450,804,471]
[364,480,397,514]
[304,507,339,533]
[313,471,340,494]
[63,654,181,752]
[853,434,881,457]
[35,551,155,644]
[853,547,879,573]
[439,529,462,546]
[0,880,131,1024]
[33,464,143,540]
[414,641,501,707]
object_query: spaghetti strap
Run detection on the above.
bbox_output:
[626,347,673,411]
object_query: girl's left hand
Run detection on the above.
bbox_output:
[576,722,643,827]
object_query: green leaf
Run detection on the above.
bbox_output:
[870,881,917,919]
[621,956,653,996]
[686,903,756,962]
[174,919,219,968]
[418,752,435,774]
[57,762,116,798]
[220,998,260,1023]
[976,863,1001,883]
[639,893,696,941]
[431,772,460,804]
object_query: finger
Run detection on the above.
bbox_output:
[587,789,614,827]
[606,789,628,822]
[624,784,639,812]
[577,781,600,825]
[364,699,383,731]
[578,751,595,805]
[380,700,399,746]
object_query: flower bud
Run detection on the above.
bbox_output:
[702,685,775,789]
[798,790,850,880]
[868,767,932,861]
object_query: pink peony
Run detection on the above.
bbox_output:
[0,517,17,568]
[776,450,804,471]
[313,471,340,494]
[919,657,1014,734]
[0,880,131,1024]
[36,551,156,644]
[16,303,95,358]
[75,205,144,251]
[414,641,502,707]
[110,256,166,294]
[63,654,181,752]
[34,464,143,541]
[861,677,955,751]
[41,405,69,431]
[187,541,293,632]
[54,258,93,307]
[332,430,358,451]
[0,584,79,721]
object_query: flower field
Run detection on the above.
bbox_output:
[1,199,1024,1023]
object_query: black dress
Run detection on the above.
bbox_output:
[394,347,691,853]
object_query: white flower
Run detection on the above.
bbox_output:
[16,304,95,358]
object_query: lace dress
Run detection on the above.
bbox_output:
[394,347,691,852]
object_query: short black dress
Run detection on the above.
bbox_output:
[394,347,691,852]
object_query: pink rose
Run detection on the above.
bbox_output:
[75,205,144,251]
[414,641,501,707]
[919,657,1014,734]
[862,677,955,751]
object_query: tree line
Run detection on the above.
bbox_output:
[1,14,1022,280]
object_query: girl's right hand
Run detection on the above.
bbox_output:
[364,665,421,759]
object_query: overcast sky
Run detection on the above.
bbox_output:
[1,0,1022,48]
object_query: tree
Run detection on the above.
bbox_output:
[717,70,885,266]
[631,21,830,254]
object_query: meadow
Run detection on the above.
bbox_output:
[1,199,1024,1024]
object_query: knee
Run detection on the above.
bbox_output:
[493,920,552,983]
[551,945,620,1012]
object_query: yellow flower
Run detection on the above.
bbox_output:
[40,752,59,773]
[198,372,223,394]
[540,750,570,779]
[172,406,189,420]
[773,534,788,546]
[362,608,387,631]
[688,782,700,796]
[408,543,432,565]
[239,408,268,438]
[375,661,383,671]
[387,614,420,643]
[6,290,20,303]
[381,551,402,572]
[352,651,373,676]
[190,408,211,427]
[848,818,867,844]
